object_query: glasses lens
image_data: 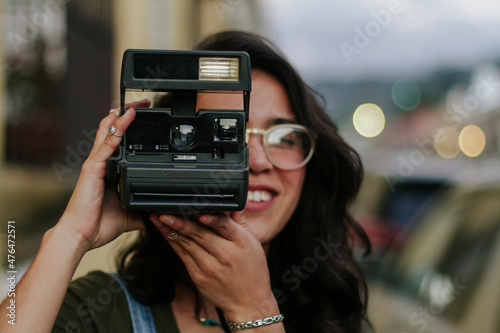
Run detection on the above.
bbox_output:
[266,126,314,169]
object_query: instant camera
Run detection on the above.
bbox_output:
[106,49,251,213]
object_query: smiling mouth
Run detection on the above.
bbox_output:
[247,190,273,202]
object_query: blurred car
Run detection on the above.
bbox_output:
[353,176,450,277]
[367,183,500,333]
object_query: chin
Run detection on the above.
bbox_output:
[246,215,285,245]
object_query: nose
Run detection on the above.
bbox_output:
[247,134,273,174]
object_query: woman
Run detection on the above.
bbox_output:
[1,31,370,333]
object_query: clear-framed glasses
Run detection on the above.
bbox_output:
[246,124,316,170]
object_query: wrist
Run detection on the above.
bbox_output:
[44,221,91,259]
[227,314,284,331]
[4,217,91,332]
[223,295,281,325]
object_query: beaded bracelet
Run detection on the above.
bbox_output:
[226,314,284,330]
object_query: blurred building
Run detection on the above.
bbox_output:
[0,0,262,165]
[0,0,261,283]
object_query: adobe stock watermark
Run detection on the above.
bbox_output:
[384,72,500,190]
[443,73,500,128]
[52,128,97,183]
[53,273,135,333]
[7,0,69,54]
[402,276,467,333]
[176,166,241,221]
[273,234,341,304]
[212,0,244,21]
[340,0,408,64]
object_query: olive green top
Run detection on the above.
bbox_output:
[52,270,180,333]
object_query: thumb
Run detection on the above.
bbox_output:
[230,210,248,229]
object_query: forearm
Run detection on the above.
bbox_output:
[0,222,88,332]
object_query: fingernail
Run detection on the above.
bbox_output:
[160,215,175,226]
[199,215,215,225]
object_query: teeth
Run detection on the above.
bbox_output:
[248,190,272,202]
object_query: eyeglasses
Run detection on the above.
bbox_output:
[245,124,316,170]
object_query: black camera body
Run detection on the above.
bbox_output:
[106,49,251,213]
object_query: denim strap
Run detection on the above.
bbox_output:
[109,273,157,333]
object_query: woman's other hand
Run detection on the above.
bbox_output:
[150,211,281,321]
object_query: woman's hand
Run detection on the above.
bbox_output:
[59,99,151,251]
[150,211,281,322]
[0,99,154,333]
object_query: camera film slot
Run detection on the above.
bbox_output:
[129,182,241,209]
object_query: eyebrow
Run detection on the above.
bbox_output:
[268,118,298,126]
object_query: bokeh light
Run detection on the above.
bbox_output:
[459,125,486,157]
[434,127,460,159]
[392,78,422,110]
[353,103,385,138]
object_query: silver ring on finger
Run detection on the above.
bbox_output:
[108,125,123,138]
[109,108,120,116]
[168,232,179,241]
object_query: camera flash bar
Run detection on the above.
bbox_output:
[199,57,239,81]
[121,49,251,92]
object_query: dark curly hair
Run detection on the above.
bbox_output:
[118,30,371,333]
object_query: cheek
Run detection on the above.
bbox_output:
[275,169,306,228]
[284,170,306,204]
[246,169,306,243]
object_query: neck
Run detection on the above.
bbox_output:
[172,283,220,327]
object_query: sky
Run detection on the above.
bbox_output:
[260,0,500,81]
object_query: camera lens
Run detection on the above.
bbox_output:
[171,123,198,150]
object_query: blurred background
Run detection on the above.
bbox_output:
[1,0,500,332]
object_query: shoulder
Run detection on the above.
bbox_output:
[66,270,136,300]
[52,271,133,333]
